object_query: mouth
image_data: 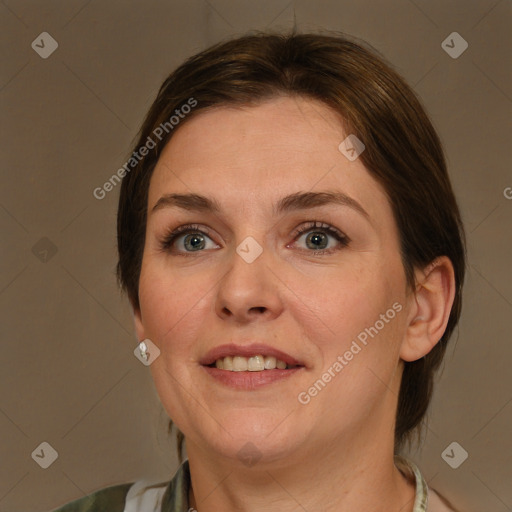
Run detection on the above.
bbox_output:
[200,343,305,371]
[206,355,301,372]
[199,343,305,389]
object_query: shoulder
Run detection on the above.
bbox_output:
[49,482,133,512]
[429,487,459,512]
[50,460,189,512]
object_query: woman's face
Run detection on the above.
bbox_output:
[135,96,414,465]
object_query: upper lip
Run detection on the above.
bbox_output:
[200,343,304,367]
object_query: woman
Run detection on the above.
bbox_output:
[52,31,465,512]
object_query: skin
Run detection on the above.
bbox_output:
[134,96,456,512]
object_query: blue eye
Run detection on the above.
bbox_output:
[291,221,350,254]
[160,224,217,253]
[159,221,350,256]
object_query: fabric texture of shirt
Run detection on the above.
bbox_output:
[50,455,432,512]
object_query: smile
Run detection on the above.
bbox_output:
[209,355,300,371]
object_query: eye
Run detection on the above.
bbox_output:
[159,224,218,254]
[159,221,350,256]
[290,221,350,254]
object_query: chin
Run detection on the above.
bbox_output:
[197,414,305,464]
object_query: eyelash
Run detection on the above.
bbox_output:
[158,221,350,256]
[291,222,350,253]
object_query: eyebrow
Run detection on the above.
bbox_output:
[151,190,370,220]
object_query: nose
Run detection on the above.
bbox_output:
[214,239,284,323]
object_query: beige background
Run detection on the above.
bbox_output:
[1,1,511,511]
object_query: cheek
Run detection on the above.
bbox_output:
[138,259,210,353]
[288,257,404,353]
[138,261,212,420]
[299,264,406,414]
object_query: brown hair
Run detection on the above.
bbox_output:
[117,30,466,462]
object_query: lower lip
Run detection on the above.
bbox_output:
[201,365,303,390]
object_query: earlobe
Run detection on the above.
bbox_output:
[400,256,456,362]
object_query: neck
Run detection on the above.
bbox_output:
[185,428,416,512]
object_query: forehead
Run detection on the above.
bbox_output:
[147,96,391,225]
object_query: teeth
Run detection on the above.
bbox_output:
[212,354,295,372]
[264,356,276,369]
[276,359,287,369]
[232,356,248,372]
[248,355,264,371]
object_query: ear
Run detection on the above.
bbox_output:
[132,300,146,343]
[400,256,456,362]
